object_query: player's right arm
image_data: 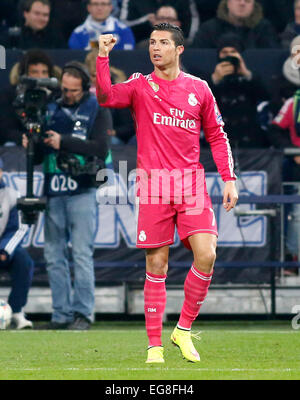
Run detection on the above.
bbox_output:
[96,34,136,109]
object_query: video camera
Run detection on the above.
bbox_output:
[14,76,59,225]
[14,76,59,139]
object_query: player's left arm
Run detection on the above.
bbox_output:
[201,81,238,211]
[223,180,238,212]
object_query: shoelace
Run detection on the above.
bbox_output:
[191,331,202,342]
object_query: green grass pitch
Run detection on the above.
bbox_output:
[0,321,299,380]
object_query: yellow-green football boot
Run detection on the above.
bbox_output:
[145,346,164,363]
[171,326,201,362]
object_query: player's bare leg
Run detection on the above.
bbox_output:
[171,233,217,362]
[144,246,169,363]
[189,233,217,274]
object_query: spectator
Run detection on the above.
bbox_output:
[210,34,269,148]
[0,157,34,329]
[68,0,135,50]
[151,5,182,26]
[281,0,300,49]
[136,5,182,49]
[23,61,111,330]
[282,35,300,90]
[270,37,300,149]
[49,0,123,44]
[258,37,300,267]
[257,36,300,134]
[153,5,182,27]
[0,0,66,49]
[192,0,279,49]
[120,0,200,46]
[0,49,61,146]
[270,42,300,266]
[85,50,135,144]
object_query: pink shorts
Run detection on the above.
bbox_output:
[136,194,218,250]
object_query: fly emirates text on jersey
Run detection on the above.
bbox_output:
[153,108,196,129]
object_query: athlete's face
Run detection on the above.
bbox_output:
[149,30,183,69]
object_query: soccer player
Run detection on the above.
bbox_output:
[96,23,238,363]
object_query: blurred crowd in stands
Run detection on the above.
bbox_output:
[2,0,300,155]
[1,0,300,327]
[0,0,300,147]
[0,0,298,50]
[2,0,300,146]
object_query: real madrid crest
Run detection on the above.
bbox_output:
[188,93,198,106]
[138,230,147,242]
[149,81,160,92]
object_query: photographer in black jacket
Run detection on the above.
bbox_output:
[210,33,269,148]
[23,61,111,330]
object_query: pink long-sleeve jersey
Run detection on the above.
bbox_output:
[96,56,235,189]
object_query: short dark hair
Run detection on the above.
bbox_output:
[22,0,51,12]
[19,49,54,76]
[217,33,244,55]
[151,22,184,47]
[62,61,91,91]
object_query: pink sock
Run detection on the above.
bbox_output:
[178,264,213,330]
[144,272,167,347]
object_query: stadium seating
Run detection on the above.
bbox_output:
[2,49,289,94]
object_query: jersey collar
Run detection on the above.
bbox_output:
[151,70,183,86]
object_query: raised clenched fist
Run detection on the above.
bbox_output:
[98,34,117,57]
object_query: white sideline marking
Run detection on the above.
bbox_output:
[7,329,297,334]
[4,367,300,373]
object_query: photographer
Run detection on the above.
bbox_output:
[0,49,60,146]
[0,157,34,329]
[23,61,111,330]
[210,34,269,148]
